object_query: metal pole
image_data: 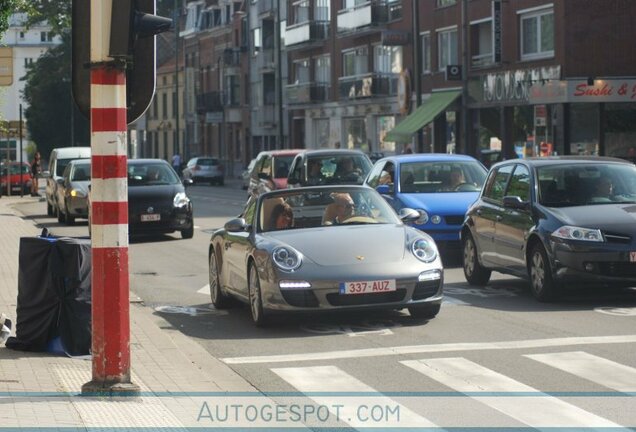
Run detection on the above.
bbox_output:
[276,0,284,149]
[461,0,470,155]
[19,105,23,198]
[82,0,138,395]
[5,132,10,196]
[412,0,423,152]
[174,0,181,161]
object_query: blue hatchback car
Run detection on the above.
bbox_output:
[364,154,488,249]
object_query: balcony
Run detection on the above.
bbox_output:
[285,21,330,48]
[338,73,398,99]
[337,1,402,33]
[287,82,330,104]
[471,52,495,69]
[256,48,275,71]
[196,92,223,113]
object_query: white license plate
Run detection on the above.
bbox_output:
[630,252,636,262]
[339,279,396,295]
[141,214,160,222]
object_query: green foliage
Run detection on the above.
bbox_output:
[0,0,18,35]
[21,33,89,159]
[16,0,71,36]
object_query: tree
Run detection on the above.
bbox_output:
[0,0,18,36]
[21,33,89,158]
[16,0,70,37]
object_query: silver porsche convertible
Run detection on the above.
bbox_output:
[208,185,444,325]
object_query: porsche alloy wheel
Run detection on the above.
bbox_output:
[248,264,267,326]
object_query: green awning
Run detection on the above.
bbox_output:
[385,90,461,143]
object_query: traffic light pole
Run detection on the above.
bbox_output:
[81,0,138,395]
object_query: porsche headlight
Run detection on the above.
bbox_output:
[70,189,87,198]
[412,238,438,262]
[272,246,302,272]
[173,192,190,208]
[415,209,429,225]
[552,226,604,242]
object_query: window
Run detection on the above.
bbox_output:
[471,20,493,67]
[438,27,458,71]
[315,0,330,21]
[374,45,402,74]
[343,0,367,9]
[507,165,531,201]
[19,31,24,39]
[343,117,368,151]
[342,47,368,77]
[483,164,513,202]
[437,0,456,7]
[315,56,330,84]
[293,59,310,84]
[172,92,177,117]
[520,8,554,60]
[421,32,431,73]
[252,28,261,55]
[314,118,330,148]
[162,93,167,119]
[292,0,309,24]
[40,31,46,42]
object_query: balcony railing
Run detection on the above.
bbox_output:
[471,52,494,68]
[337,1,401,33]
[338,72,398,99]
[286,82,330,104]
[196,92,223,113]
[256,48,275,70]
[285,21,330,47]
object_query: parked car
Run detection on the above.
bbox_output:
[248,149,301,197]
[0,162,31,196]
[45,147,91,217]
[208,185,443,326]
[462,156,636,302]
[287,149,373,188]
[182,156,224,185]
[365,154,487,250]
[241,158,257,190]
[88,159,194,239]
[56,159,91,225]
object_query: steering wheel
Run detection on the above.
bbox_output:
[454,182,479,192]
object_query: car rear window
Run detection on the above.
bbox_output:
[198,158,219,166]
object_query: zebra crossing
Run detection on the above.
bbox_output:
[267,350,635,429]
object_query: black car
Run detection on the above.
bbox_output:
[461,156,636,301]
[90,159,194,239]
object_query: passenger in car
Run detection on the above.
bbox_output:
[270,202,294,230]
[589,176,613,202]
[307,159,325,185]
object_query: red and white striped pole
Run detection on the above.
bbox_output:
[82,0,138,394]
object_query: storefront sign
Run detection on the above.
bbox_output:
[382,30,410,46]
[492,0,502,64]
[479,66,561,104]
[534,105,547,127]
[528,79,636,104]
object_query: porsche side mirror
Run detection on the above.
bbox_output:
[224,217,248,232]
[399,208,420,223]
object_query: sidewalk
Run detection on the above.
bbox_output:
[0,194,282,430]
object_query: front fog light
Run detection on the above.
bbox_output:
[419,269,442,281]
[279,280,311,289]
[431,215,442,224]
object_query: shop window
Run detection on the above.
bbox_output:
[604,103,636,159]
[377,116,396,153]
[314,118,330,148]
[343,117,368,151]
[470,20,493,68]
[520,8,554,60]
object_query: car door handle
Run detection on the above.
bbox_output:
[496,215,503,221]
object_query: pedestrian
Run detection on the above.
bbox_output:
[171,153,182,175]
[30,151,42,197]
[403,146,413,154]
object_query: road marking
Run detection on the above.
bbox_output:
[400,357,620,428]
[300,320,401,337]
[272,365,437,428]
[526,351,636,392]
[443,296,469,305]
[220,334,636,364]
[594,306,636,316]
[197,284,210,295]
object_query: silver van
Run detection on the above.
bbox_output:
[45,147,91,217]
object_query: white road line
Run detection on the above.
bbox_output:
[526,351,636,392]
[221,334,636,364]
[197,284,210,295]
[272,365,437,429]
[400,357,621,428]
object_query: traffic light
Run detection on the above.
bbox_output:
[72,0,172,124]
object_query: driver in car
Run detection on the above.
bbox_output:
[323,193,355,225]
[445,167,466,190]
[335,157,362,181]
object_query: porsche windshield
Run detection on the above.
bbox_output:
[259,188,401,232]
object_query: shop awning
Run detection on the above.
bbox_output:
[385,90,461,143]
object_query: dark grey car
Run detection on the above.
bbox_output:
[462,156,636,301]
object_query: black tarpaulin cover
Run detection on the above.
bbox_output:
[5,235,92,356]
